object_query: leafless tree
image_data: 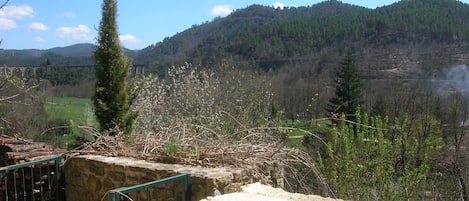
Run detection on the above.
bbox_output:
[0,0,47,137]
[0,0,40,104]
[0,0,8,8]
[439,93,469,201]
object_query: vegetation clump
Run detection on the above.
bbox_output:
[93,0,137,135]
[123,63,326,191]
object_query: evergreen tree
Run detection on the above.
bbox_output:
[327,51,363,119]
[93,0,136,135]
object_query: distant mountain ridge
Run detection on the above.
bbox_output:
[0,43,137,66]
[0,43,96,58]
[47,43,97,57]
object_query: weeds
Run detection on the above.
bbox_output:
[164,137,181,156]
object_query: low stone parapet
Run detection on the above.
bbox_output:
[63,155,251,201]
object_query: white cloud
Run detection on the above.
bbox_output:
[119,34,141,44]
[56,24,94,41]
[211,5,232,16]
[0,5,34,19]
[29,22,48,31]
[0,18,17,30]
[273,2,285,9]
[61,12,75,18]
[0,5,34,30]
[35,37,46,43]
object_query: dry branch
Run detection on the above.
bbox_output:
[0,0,8,9]
[0,77,40,103]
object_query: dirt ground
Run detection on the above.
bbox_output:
[201,182,343,201]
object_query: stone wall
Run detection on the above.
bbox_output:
[64,155,277,201]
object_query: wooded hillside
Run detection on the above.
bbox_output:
[136,0,469,78]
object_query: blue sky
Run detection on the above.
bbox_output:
[0,0,467,50]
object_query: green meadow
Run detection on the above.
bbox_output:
[43,97,98,149]
[45,97,98,127]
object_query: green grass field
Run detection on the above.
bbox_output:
[43,97,98,149]
[45,97,98,127]
[283,119,331,149]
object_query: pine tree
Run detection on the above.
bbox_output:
[93,0,136,135]
[327,50,363,119]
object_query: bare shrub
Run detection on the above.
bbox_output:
[132,63,276,141]
[130,63,329,195]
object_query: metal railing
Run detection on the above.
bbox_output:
[0,155,62,201]
[108,174,191,201]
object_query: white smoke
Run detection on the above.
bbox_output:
[439,64,469,95]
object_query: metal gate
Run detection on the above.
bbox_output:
[108,174,191,201]
[0,155,62,201]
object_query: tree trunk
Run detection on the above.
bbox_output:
[454,162,468,201]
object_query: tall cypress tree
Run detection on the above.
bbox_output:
[93,0,136,135]
[327,50,363,119]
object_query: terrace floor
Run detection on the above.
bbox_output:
[201,182,343,201]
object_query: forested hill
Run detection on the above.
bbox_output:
[135,0,469,77]
[135,0,370,67]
